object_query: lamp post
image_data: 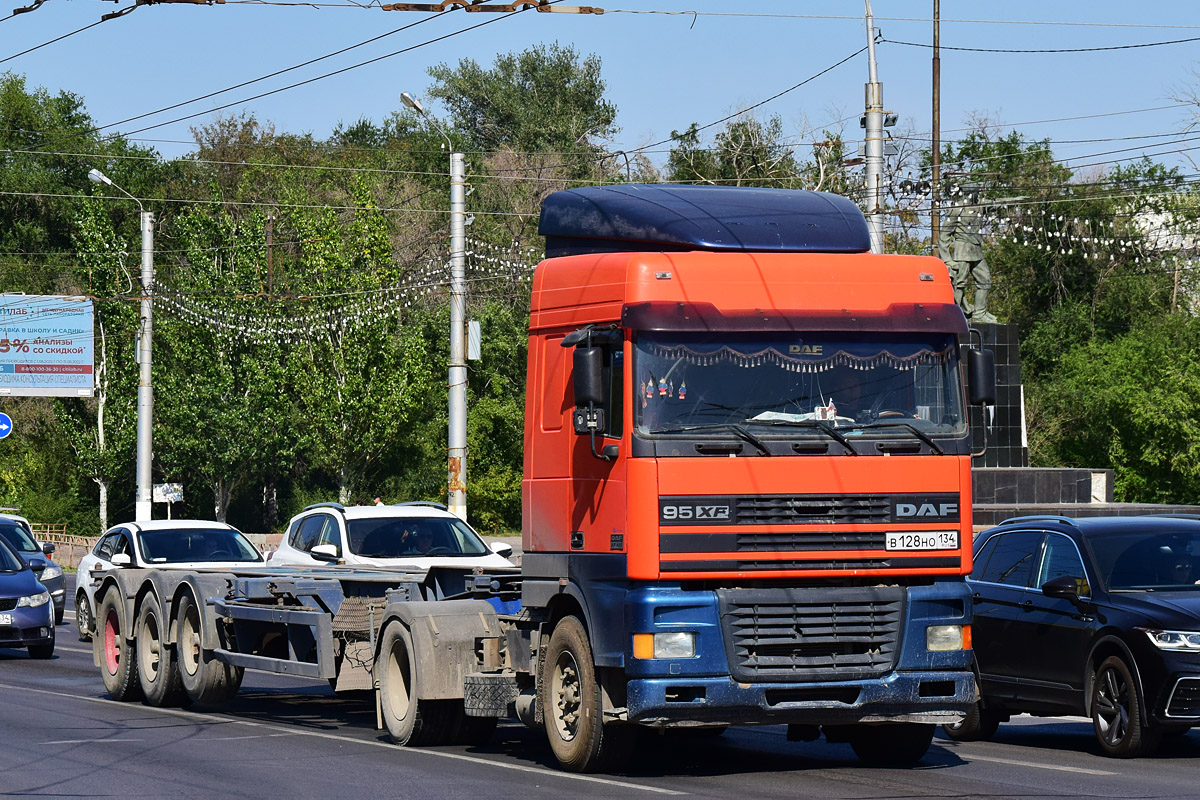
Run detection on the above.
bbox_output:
[88,168,154,522]
[401,93,469,522]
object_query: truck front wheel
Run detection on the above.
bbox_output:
[175,593,242,708]
[95,588,142,702]
[541,615,634,773]
[377,620,458,746]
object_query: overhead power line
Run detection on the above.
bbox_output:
[882,34,1200,54]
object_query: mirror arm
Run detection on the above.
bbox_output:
[586,402,614,461]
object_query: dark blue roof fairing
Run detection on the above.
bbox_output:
[538,184,871,258]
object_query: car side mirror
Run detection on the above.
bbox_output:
[40,542,55,555]
[310,544,340,563]
[489,541,514,558]
[1040,575,1080,602]
[110,553,132,568]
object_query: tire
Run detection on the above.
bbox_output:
[76,592,93,642]
[54,602,64,627]
[450,704,498,746]
[1091,655,1160,758]
[28,624,54,660]
[175,592,242,709]
[541,615,636,773]
[376,620,459,746]
[942,701,1001,742]
[849,723,935,766]
[94,587,142,701]
[136,600,184,707]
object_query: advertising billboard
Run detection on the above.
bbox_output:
[0,295,95,397]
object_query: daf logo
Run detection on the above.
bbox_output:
[896,502,958,518]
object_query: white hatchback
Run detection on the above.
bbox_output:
[74,519,265,641]
[270,502,514,571]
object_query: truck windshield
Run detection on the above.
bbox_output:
[634,332,965,436]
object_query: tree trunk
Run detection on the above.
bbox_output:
[213,480,233,523]
[338,469,351,505]
[96,478,109,534]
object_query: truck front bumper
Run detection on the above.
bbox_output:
[626,669,974,726]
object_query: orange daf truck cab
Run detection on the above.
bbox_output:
[519,184,996,771]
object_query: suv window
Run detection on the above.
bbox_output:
[1036,533,1089,594]
[293,515,328,553]
[978,530,1043,587]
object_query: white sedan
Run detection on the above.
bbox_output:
[270,502,514,571]
[74,520,265,641]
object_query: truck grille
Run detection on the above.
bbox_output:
[736,496,890,525]
[718,587,904,683]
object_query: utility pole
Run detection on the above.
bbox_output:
[88,167,154,521]
[931,0,941,246]
[863,0,885,254]
[401,92,469,522]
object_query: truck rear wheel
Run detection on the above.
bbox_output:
[176,593,242,708]
[541,615,634,773]
[95,587,142,701]
[376,620,458,746]
[137,599,183,707]
[848,723,935,766]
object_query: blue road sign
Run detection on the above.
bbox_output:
[0,413,11,439]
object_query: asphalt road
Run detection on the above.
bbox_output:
[3,601,1200,799]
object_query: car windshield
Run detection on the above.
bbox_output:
[0,538,22,572]
[0,521,39,553]
[136,528,263,563]
[347,516,489,558]
[633,332,965,436]
[1088,528,1200,590]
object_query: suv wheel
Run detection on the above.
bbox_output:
[1091,655,1160,757]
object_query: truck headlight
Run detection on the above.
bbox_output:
[40,565,62,581]
[633,631,696,659]
[1140,628,1200,651]
[17,590,50,608]
[927,624,969,652]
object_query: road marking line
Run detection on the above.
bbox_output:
[0,682,685,796]
[43,743,144,748]
[55,645,92,655]
[962,753,1116,776]
[199,733,299,742]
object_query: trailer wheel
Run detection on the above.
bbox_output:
[376,620,458,746]
[541,615,635,773]
[136,599,183,707]
[848,723,935,766]
[176,592,243,709]
[449,704,498,746]
[76,592,93,642]
[94,587,142,702]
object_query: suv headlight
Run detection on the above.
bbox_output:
[17,591,50,608]
[1140,628,1200,651]
[40,564,61,581]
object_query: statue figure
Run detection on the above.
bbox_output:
[937,186,998,324]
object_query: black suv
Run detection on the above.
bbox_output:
[944,515,1200,757]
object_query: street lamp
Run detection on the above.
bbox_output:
[401,92,469,522]
[89,167,155,522]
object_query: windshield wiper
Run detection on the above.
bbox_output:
[741,418,857,454]
[842,420,944,454]
[654,423,771,456]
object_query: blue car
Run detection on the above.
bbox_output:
[0,534,55,658]
[0,515,65,625]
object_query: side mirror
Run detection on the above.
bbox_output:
[489,541,514,558]
[572,346,604,407]
[41,542,56,555]
[310,544,340,563]
[967,348,996,406]
[1040,575,1080,602]
[110,553,132,568]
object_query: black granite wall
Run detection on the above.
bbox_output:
[970,323,1029,468]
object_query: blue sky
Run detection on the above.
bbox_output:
[3,0,1199,172]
